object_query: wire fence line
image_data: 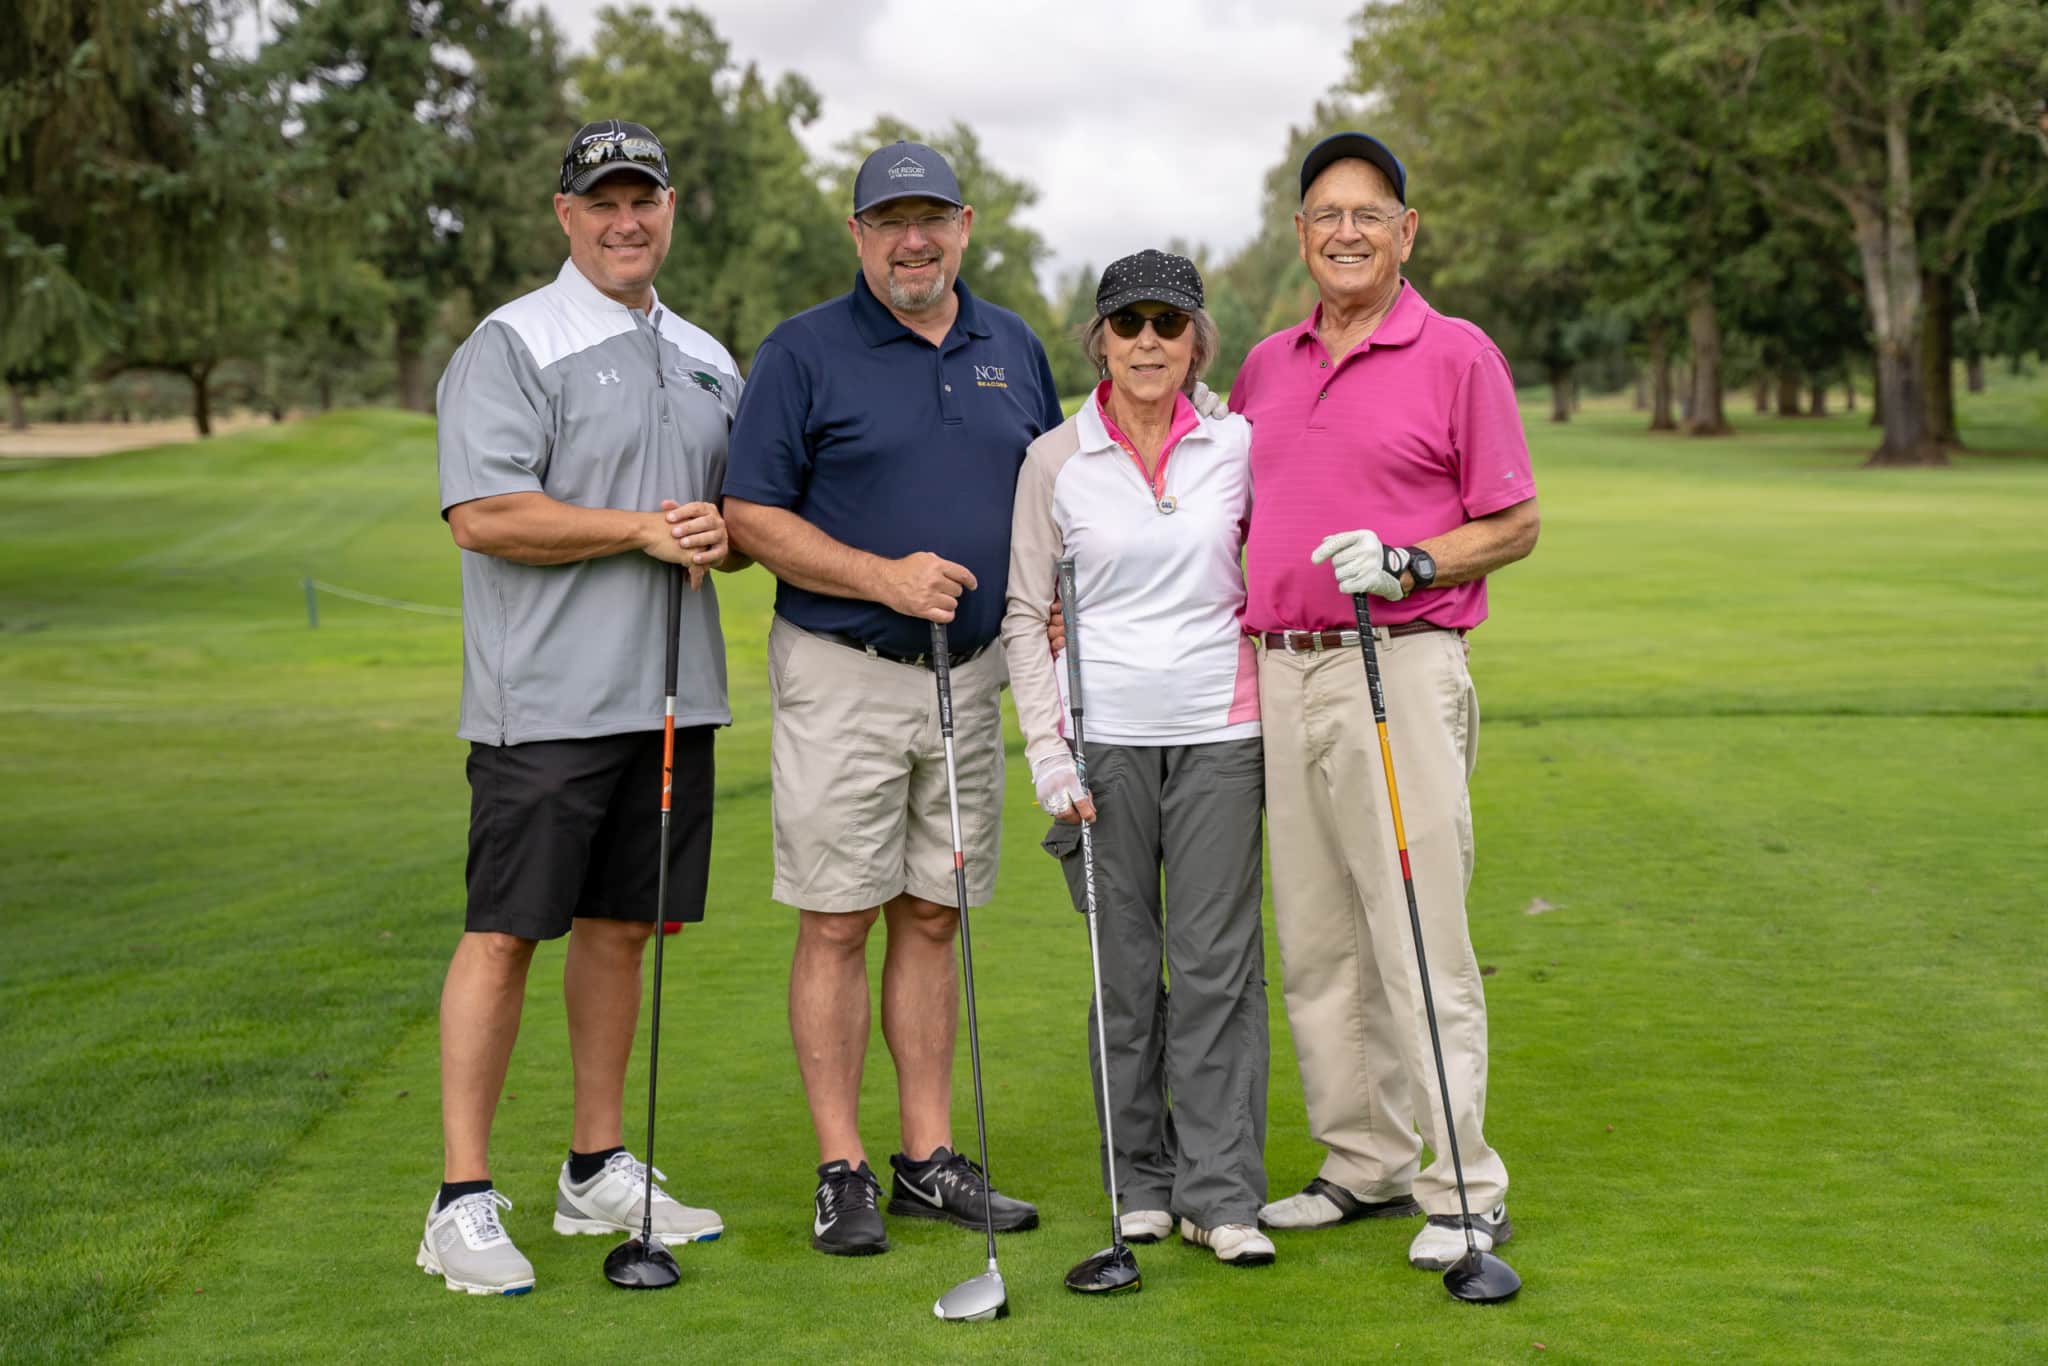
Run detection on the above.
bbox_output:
[302,576,460,626]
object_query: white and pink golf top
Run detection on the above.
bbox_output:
[1001,384,1260,775]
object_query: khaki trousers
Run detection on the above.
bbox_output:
[1260,629,1508,1213]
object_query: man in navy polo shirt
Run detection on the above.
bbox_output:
[725,140,1061,1256]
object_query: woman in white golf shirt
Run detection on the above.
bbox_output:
[1001,249,1272,1267]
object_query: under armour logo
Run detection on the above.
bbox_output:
[595,369,621,386]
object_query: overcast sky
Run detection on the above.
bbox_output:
[539,0,1364,293]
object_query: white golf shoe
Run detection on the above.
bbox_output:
[1258,1176,1422,1229]
[1407,1202,1512,1270]
[417,1190,536,1295]
[1180,1218,1277,1266]
[554,1151,723,1243]
[1118,1208,1173,1244]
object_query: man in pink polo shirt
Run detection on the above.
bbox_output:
[1232,132,1540,1272]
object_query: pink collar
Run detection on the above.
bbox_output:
[1094,380,1201,501]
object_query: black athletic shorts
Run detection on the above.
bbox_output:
[464,728,714,940]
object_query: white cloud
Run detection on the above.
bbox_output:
[539,0,1363,294]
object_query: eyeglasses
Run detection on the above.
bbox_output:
[1107,309,1192,340]
[1305,207,1404,234]
[560,132,668,192]
[857,210,962,239]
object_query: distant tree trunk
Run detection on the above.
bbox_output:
[1632,368,1647,410]
[189,362,216,437]
[1922,269,1960,448]
[1775,371,1802,417]
[1844,368,1857,411]
[1685,281,1728,435]
[317,372,335,411]
[395,313,430,413]
[1648,321,1676,431]
[1965,354,1985,393]
[1846,96,1940,466]
[6,381,25,432]
[1809,377,1828,416]
[1680,361,1695,422]
[1753,373,1770,413]
[1547,362,1572,423]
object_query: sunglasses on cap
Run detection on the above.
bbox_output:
[1107,309,1192,341]
[560,130,668,192]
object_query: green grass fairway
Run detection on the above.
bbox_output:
[3,382,2045,1363]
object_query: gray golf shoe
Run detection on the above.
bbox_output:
[417,1190,536,1295]
[554,1151,723,1243]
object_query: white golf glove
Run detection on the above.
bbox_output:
[1310,529,1409,600]
[1031,753,1087,817]
[1189,380,1231,419]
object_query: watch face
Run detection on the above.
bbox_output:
[1410,549,1437,587]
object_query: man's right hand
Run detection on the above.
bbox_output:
[880,551,977,622]
[638,510,706,588]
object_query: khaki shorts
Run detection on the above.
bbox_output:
[767,616,1005,913]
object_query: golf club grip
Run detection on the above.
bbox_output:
[663,564,683,697]
[1352,593,1388,724]
[930,621,954,736]
[1056,556,1082,714]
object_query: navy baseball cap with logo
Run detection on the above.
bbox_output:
[560,119,670,195]
[852,141,964,216]
[1298,131,1407,205]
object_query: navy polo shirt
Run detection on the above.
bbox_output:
[725,273,1064,657]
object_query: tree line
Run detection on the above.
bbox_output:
[6,1,2045,466]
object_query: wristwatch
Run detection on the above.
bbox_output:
[1404,546,1437,591]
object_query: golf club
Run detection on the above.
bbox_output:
[603,564,686,1291]
[1351,593,1520,1305]
[928,621,1010,1323]
[1055,557,1140,1297]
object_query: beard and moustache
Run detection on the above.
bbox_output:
[886,258,952,312]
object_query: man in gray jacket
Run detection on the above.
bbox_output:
[420,120,745,1295]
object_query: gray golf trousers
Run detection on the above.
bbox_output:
[1042,736,1269,1228]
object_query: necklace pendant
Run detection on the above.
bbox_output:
[1155,494,1178,515]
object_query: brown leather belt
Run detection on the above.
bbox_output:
[1259,622,1459,653]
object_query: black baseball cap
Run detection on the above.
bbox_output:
[852,141,964,216]
[1299,131,1406,204]
[1095,249,1205,315]
[560,119,670,195]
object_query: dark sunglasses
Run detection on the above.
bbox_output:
[1107,309,1191,340]
[559,133,668,192]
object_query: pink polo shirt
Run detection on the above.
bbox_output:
[1233,283,1536,633]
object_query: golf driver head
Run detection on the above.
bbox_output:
[1443,1248,1521,1304]
[1064,1243,1140,1295]
[603,1233,681,1290]
[933,1270,1009,1321]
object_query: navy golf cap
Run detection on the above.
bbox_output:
[560,119,670,194]
[1299,131,1406,204]
[852,141,964,216]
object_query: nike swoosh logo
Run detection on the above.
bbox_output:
[900,1177,946,1208]
[814,1214,834,1236]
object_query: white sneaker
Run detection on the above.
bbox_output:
[1179,1218,1276,1266]
[1119,1208,1173,1244]
[1258,1177,1422,1229]
[554,1151,723,1242]
[417,1190,536,1295]
[1408,1202,1511,1270]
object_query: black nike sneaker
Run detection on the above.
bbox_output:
[887,1146,1039,1233]
[812,1160,889,1256]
